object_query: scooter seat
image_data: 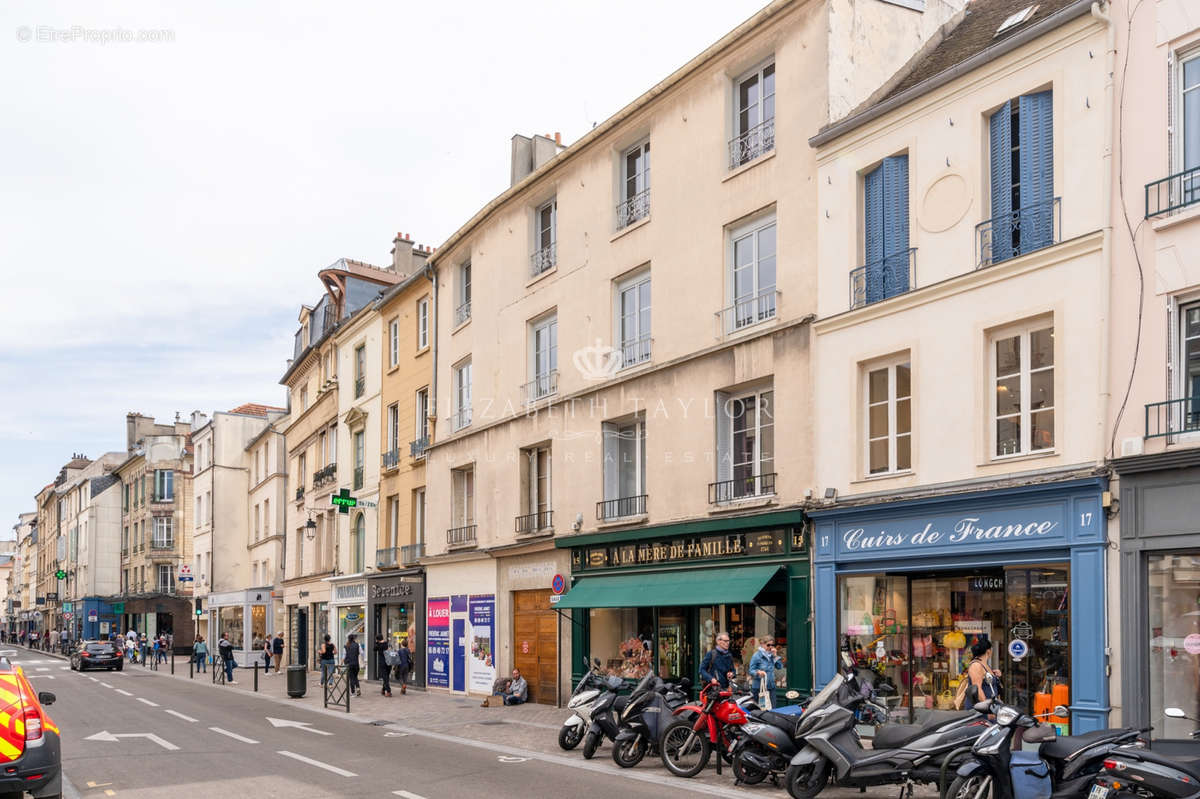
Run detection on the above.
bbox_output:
[613,696,630,713]
[1125,744,1200,781]
[751,709,804,738]
[872,711,975,750]
[1038,728,1135,762]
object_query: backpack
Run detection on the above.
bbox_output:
[953,658,983,710]
[384,649,399,667]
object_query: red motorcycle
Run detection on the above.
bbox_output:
[659,681,751,777]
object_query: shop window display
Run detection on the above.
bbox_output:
[1148,553,1200,739]
[591,607,654,678]
[250,605,267,649]
[219,606,244,649]
[700,600,788,689]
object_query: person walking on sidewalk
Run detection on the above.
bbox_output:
[218,633,236,684]
[59,629,69,655]
[394,638,412,695]
[156,635,168,664]
[260,636,272,671]
[318,634,336,686]
[271,632,283,673]
[193,636,207,673]
[343,634,361,697]
[375,634,392,697]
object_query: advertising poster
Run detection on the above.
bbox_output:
[426,597,450,688]
[468,594,496,694]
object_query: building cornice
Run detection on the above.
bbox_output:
[1112,448,1200,475]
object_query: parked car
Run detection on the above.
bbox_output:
[70,641,122,672]
[0,657,60,798]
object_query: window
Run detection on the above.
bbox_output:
[1178,304,1200,425]
[254,504,261,542]
[714,389,775,501]
[601,418,646,518]
[864,360,912,475]
[298,453,306,490]
[521,446,552,530]
[417,297,429,349]
[152,517,173,548]
[354,344,366,398]
[353,431,364,490]
[455,262,472,326]
[985,91,1055,265]
[263,498,270,537]
[328,425,337,466]
[528,314,558,400]
[387,495,399,549]
[121,526,128,553]
[205,491,211,525]
[858,155,911,307]
[386,402,400,459]
[351,513,365,573]
[454,360,472,430]
[389,319,400,368]
[532,199,557,275]
[318,431,327,468]
[452,467,475,528]
[157,564,174,594]
[616,271,651,368]
[415,388,429,443]
[727,216,777,331]
[123,483,129,511]
[300,386,308,411]
[617,141,650,228]
[413,487,426,545]
[992,323,1054,457]
[731,60,775,167]
[1180,54,1200,172]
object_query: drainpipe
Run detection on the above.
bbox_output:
[1093,0,1114,468]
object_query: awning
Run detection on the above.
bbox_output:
[554,564,780,609]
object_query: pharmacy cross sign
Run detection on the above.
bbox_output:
[331,489,357,514]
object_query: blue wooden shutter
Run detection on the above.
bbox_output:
[864,164,885,303]
[989,101,1013,264]
[882,154,910,297]
[1019,91,1054,253]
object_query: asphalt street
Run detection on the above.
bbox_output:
[5,649,758,799]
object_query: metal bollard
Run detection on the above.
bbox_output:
[253,662,259,692]
[189,656,193,679]
[170,653,174,675]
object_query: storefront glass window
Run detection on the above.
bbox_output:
[338,605,365,649]
[696,600,788,689]
[841,575,909,716]
[1006,567,1070,731]
[315,602,328,663]
[219,606,244,649]
[590,607,653,678]
[250,605,267,648]
[383,604,415,651]
[657,608,688,681]
[1149,553,1200,739]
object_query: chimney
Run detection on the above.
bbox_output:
[510,132,565,187]
[391,231,415,276]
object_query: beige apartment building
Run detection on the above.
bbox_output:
[7,512,35,636]
[58,452,124,640]
[421,0,966,703]
[36,455,92,636]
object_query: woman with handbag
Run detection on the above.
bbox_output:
[375,634,392,697]
[394,638,412,695]
[748,636,784,710]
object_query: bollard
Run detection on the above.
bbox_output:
[189,655,193,680]
[253,662,259,692]
[212,657,216,684]
[171,653,175,675]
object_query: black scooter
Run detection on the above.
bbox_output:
[581,673,630,759]
[1089,706,1200,799]
[611,673,691,768]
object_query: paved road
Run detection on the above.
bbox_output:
[6,649,759,799]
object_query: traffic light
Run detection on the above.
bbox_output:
[194,598,203,616]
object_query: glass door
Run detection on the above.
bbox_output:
[1005,566,1070,732]
[657,607,687,681]
[1147,553,1200,739]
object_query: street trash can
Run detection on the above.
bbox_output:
[286,664,306,698]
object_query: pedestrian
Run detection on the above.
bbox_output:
[748,636,784,710]
[260,636,271,671]
[343,633,361,697]
[394,638,412,696]
[218,633,236,683]
[318,634,336,686]
[193,636,207,673]
[375,634,392,697]
[157,635,168,664]
[271,632,283,673]
[699,631,735,688]
[59,628,68,655]
[138,633,147,664]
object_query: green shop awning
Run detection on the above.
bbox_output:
[554,564,780,610]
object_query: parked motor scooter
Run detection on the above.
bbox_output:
[941,699,1059,799]
[611,673,691,768]
[558,658,608,751]
[580,671,631,759]
[1088,706,1200,799]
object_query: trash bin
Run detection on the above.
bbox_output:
[286,664,306,698]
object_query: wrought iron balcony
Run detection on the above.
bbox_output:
[619,336,652,370]
[976,197,1061,268]
[149,493,174,504]
[454,300,472,327]
[530,242,556,277]
[353,466,364,490]
[354,376,365,398]
[523,370,558,403]
[709,472,777,505]
[729,118,775,169]
[409,436,429,459]
[150,539,175,551]
[515,510,553,535]
[447,525,477,547]
[156,583,176,596]
[313,463,337,488]
[616,188,650,229]
[375,547,399,569]
[596,494,647,521]
[1145,397,1200,439]
[295,486,305,501]
[382,449,400,471]
[850,248,917,309]
[400,543,425,566]
[452,408,472,431]
[715,288,778,337]
[1146,166,1200,219]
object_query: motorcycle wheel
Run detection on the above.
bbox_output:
[558,723,584,751]
[732,750,769,786]
[582,731,600,760]
[660,721,711,778]
[612,736,646,768]
[785,758,830,799]
[947,774,993,799]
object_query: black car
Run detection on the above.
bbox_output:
[70,640,122,671]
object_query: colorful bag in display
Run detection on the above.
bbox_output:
[882,610,900,634]
[943,630,966,649]
[937,689,955,710]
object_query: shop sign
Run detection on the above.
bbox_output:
[468,595,495,694]
[1008,639,1029,661]
[1011,620,1034,640]
[334,583,366,603]
[1186,634,1200,656]
[369,582,414,600]
[969,577,1005,592]
[426,598,450,688]
[579,529,789,570]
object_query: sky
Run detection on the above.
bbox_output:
[0,0,767,530]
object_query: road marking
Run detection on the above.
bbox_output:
[497,755,529,763]
[100,683,113,688]
[394,792,427,799]
[59,666,69,671]
[105,791,115,797]
[209,727,259,744]
[28,675,54,679]
[36,667,49,672]
[85,782,112,788]
[88,676,99,682]
[277,750,356,777]
[84,730,179,751]
[135,697,159,707]
[265,716,332,735]
[115,690,133,697]
[384,732,410,737]
[164,710,197,723]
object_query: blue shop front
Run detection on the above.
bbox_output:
[810,477,1109,733]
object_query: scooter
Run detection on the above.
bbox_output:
[611,673,691,768]
[558,658,608,750]
[1088,706,1200,799]
[942,698,1059,799]
[580,671,631,760]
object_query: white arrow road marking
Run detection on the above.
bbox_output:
[394,792,427,799]
[209,727,259,744]
[497,756,529,763]
[84,730,179,751]
[59,666,69,671]
[164,710,197,723]
[384,732,410,737]
[115,690,132,697]
[277,750,356,777]
[0,650,16,657]
[265,717,332,736]
[28,675,53,679]
[136,698,159,707]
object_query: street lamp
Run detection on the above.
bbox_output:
[304,518,317,541]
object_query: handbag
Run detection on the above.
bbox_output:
[758,683,773,710]
[937,688,955,710]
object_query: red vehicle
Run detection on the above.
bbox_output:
[659,682,750,778]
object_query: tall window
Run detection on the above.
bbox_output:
[529,314,558,400]
[454,360,472,430]
[533,199,557,275]
[354,344,366,398]
[328,425,337,465]
[993,323,1054,457]
[732,60,775,167]
[351,513,365,573]
[157,564,174,594]
[154,469,174,501]
[298,453,306,490]
[254,504,261,542]
[618,141,651,228]
[523,446,552,523]
[729,216,777,331]
[263,498,270,537]
[415,388,429,443]
[389,319,400,368]
[452,467,475,528]
[319,431,327,468]
[152,517,173,548]
[417,297,429,349]
[387,403,399,455]
[617,271,651,368]
[1181,54,1200,172]
[859,155,910,307]
[714,389,775,501]
[986,91,1055,265]
[601,418,646,518]
[387,495,399,549]
[300,386,308,411]
[413,487,426,545]
[865,360,912,475]
[456,262,472,326]
[353,431,364,489]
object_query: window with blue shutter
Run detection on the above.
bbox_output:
[859,154,910,306]
[985,91,1056,266]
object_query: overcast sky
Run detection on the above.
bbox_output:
[0,0,766,529]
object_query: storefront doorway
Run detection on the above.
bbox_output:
[1148,552,1200,738]
[513,589,556,704]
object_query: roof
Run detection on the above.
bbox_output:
[89,474,121,496]
[810,0,1094,147]
[228,403,286,417]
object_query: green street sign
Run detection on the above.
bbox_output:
[112,602,125,614]
[331,488,357,514]
[62,602,72,612]
[55,569,66,580]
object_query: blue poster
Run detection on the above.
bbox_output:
[468,594,495,693]
[426,597,449,688]
[452,619,466,693]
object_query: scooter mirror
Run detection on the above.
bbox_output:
[594,658,602,668]
[1053,705,1069,718]
[1165,707,1187,718]
[973,700,992,714]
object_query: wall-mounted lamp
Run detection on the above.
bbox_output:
[304,518,317,541]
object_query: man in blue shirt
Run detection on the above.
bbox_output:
[699,632,735,688]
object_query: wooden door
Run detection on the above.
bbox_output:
[513,590,557,704]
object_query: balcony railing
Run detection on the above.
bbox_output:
[354,376,365,398]
[850,248,917,309]
[295,486,305,501]
[715,288,778,337]
[400,543,425,566]
[530,242,557,277]
[120,548,128,558]
[619,336,652,370]
[313,463,337,488]
[375,547,399,569]
[382,449,400,471]
[1146,166,1200,219]
[1145,397,1200,439]
[596,494,648,521]
[447,525,477,547]
[353,466,364,490]
[453,408,472,431]
[616,188,651,229]
[409,436,429,459]
[523,370,558,403]
[149,493,174,504]
[729,118,775,169]
[150,539,175,551]
[976,197,1061,268]
[156,583,176,596]
[708,472,777,505]
[515,510,553,535]
[454,300,472,327]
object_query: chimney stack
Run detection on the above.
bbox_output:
[392,231,416,276]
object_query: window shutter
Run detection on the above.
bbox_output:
[989,101,1014,263]
[882,154,910,296]
[1019,91,1055,252]
[715,391,733,483]
[1167,297,1179,437]
[601,423,619,501]
[864,164,885,303]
